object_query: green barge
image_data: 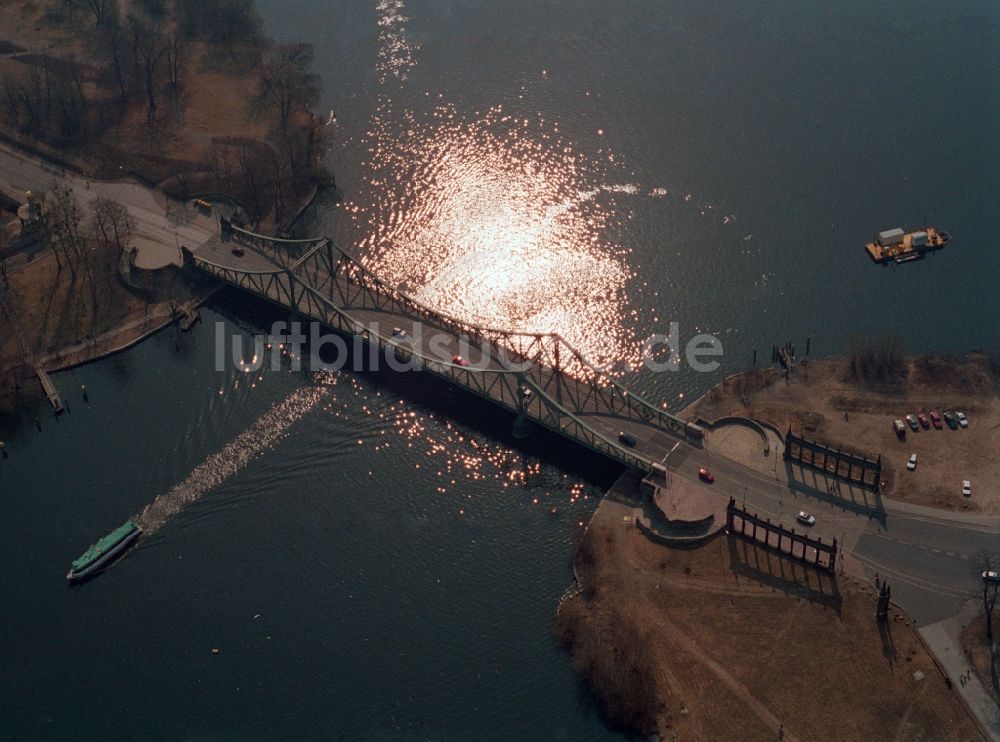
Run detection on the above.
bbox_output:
[66,520,142,581]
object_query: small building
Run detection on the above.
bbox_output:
[877,227,905,246]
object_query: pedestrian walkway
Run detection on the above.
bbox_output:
[919,617,1000,740]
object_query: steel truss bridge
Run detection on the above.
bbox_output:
[189,223,704,471]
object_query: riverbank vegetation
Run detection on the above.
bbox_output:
[0,0,331,229]
[0,185,199,405]
[556,506,984,739]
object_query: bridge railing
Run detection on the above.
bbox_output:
[320,242,694,441]
[194,232,698,453]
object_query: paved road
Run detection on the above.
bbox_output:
[197,234,1000,636]
[663,438,998,627]
[0,142,215,269]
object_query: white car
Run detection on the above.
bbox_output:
[962,480,972,497]
[956,411,968,428]
[796,511,816,526]
[906,454,917,471]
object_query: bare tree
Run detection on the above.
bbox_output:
[96,14,131,115]
[164,33,184,89]
[980,555,1000,642]
[42,184,85,275]
[128,16,166,125]
[256,45,319,131]
[83,0,115,26]
[91,197,135,287]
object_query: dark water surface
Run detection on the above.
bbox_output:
[2,0,998,738]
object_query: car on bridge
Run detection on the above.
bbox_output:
[451,355,470,367]
[698,467,715,483]
[231,246,244,257]
[796,511,816,526]
[392,327,407,338]
[617,431,636,447]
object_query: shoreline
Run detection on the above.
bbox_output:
[0,1,332,414]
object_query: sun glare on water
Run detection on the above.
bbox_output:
[350,104,640,371]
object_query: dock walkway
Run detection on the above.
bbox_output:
[35,365,63,413]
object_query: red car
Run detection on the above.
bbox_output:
[698,467,715,483]
[929,411,943,429]
[451,354,470,367]
[231,246,245,257]
[917,413,930,429]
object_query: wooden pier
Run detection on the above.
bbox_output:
[35,365,63,413]
[174,301,201,332]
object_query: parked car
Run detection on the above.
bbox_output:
[962,480,972,497]
[943,411,959,430]
[796,511,816,526]
[618,431,636,447]
[698,467,715,483]
[906,414,919,431]
[906,453,917,471]
[917,413,930,429]
[451,354,470,367]
[929,411,943,429]
[893,419,906,438]
[955,411,968,428]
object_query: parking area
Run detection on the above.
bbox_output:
[685,358,1000,514]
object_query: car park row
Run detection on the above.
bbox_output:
[893,410,967,438]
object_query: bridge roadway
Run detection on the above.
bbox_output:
[191,229,1000,634]
[193,229,701,473]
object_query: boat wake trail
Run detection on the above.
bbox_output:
[135,382,331,535]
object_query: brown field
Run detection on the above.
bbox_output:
[686,357,1000,514]
[556,502,985,740]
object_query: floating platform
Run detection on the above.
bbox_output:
[174,301,201,332]
[865,226,951,265]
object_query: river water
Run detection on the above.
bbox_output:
[1,0,997,738]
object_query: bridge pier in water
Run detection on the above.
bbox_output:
[512,412,532,440]
[191,224,704,472]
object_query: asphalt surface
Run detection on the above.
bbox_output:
[198,235,999,634]
[0,142,215,268]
